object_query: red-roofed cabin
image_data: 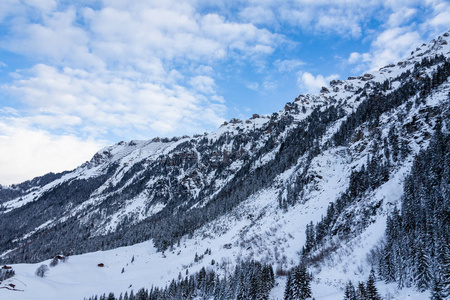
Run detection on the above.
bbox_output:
[1,265,12,270]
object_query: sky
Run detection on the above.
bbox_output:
[0,0,449,185]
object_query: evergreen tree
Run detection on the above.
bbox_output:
[430,275,444,300]
[365,270,381,300]
[356,282,366,300]
[286,264,312,300]
[49,256,59,267]
[305,222,316,253]
[415,239,432,292]
[236,270,247,300]
[441,246,450,299]
[284,272,293,300]
[107,293,115,300]
[343,281,357,300]
[379,127,450,294]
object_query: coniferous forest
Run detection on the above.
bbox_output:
[378,124,450,299]
[85,260,275,300]
[1,32,449,300]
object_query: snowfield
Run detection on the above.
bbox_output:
[2,32,450,300]
[0,159,432,300]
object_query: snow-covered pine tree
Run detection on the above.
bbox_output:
[285,264,312,300]
[284,272,293,300]
[430,274,444,300]
[356,282,366,300]
[365,270,381,300]
[414,238,432,292]
[343,281,357,300]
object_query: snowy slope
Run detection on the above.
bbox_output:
[1,30,450,300]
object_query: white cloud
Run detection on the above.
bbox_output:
[0,0,22,23]
[262,79,277,91]
[239,6,276,25]
[344,0,450,73]
[347,52,372,73]
[194,65,214,76]
[274,59,305,73]
[315,8,362,37]
[353,27,421,71]
[246,82,259,91]
[0,120,103,185]
[200,13,279,57]
[348,52,364,64]
[371,28,420,67]
[420,1,450,36]
[387,7,417,27]
[4,8,100,69]
[3,1,281,69]
[0,0,279,138]
[298,72,339,94]
[4,64,226,139]
[266,0,383,38]
[22,0,57,13]
[189,75,216,95]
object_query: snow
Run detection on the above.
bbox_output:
[2,30,450,300]
[2,241,159,300]
[101,192,165,235]
[1,163,347,300]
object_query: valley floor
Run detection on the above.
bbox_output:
[1,239,429,300]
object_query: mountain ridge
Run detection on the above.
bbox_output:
[1,30,449,300]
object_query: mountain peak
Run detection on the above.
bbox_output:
[1,30,450,300]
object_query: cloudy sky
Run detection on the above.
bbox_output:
[0,0,449,185]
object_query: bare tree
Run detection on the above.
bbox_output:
[35,264,49,278]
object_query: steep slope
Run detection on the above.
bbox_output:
[0,31,449,300]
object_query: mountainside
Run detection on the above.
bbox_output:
[1,31,450,300]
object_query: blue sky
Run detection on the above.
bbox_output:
[0,0,449,185]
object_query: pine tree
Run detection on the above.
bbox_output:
[284,272,293,300]
[136,288,147,300]
[356,282,366,300]
[441,245,450,299]
[343,281,357,300]
[430,275,444,300]
[379,127,450,294]
[49,256,59,267]
[415,239,432,292]
[107,292,115,300]
[382,216,396,283]
[300,270,312,300]
[287,265,312,300]
[305,221,315,253]
[237,271,246,300]
[365,270,381,300]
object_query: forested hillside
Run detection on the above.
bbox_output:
[1,31,449,300]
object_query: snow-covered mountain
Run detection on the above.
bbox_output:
[1,31,449,300]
